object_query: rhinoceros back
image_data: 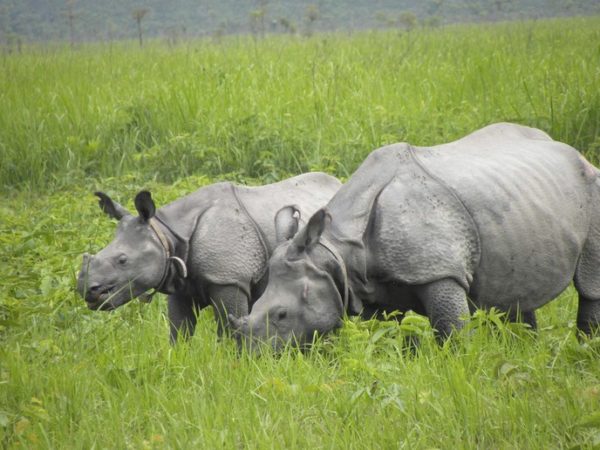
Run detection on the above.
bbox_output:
[418,124,596,310]
[238,172,341,251]
[161,173,340,291]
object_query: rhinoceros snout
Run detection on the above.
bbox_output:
[81,284,116,311]
[76,253,107,303]
[86,284,105,296]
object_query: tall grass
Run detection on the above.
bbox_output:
[1,186,599,448]
[1,17,599,191]
[2,17,600,448]
[0,186,600,449]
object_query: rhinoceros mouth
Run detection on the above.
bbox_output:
[86,286,116,311]
[85,282,141,311]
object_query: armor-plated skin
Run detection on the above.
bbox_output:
[230,123,600,349]
[76,173,341,342]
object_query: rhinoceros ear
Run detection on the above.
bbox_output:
[292,208,331,252]
[94,192,130,220]
[134,191,156,222]
[275,205,300,243]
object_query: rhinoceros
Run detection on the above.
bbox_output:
[76,173,341,342]
[229,123,600,349]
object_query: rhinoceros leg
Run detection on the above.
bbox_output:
[208,284,249,337]
[521,311,537,329]
[574,225,600,336]
[506,309,537,330]
[168,292,198,344]
[576,297,600,336]
[414,278,470,340]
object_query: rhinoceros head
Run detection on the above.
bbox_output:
[229,207,345,351]
[77,190,182,311]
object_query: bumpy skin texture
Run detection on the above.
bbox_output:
[235,123,600,346]
[77,173,341,342]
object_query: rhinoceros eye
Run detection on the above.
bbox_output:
[117,254,128,265]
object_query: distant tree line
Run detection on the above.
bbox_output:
[0,0,598,47]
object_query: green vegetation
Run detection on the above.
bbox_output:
[1,17,599,192]
[1,17,600,448]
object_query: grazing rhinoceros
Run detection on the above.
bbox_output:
[76,173,341,342]
[229,123,600,349]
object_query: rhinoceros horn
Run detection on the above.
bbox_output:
[228,314,242,330]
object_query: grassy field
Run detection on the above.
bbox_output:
[1,17,599,191]
[1,17,600,448]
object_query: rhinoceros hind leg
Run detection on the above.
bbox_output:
[574,227,600,336]
[577,297,600,336]
[168,292,199,344]
[415,278,470,341]
[209,285,249,337]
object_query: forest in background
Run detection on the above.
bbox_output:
[1,0,599,45]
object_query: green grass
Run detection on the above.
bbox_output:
[1,186,600,448]
[2,17,600,448]
[1,17,599,191]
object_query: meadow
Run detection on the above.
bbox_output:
[1,16,600,448]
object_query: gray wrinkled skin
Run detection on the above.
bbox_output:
[76,173,341,342]
[231,123,600,349]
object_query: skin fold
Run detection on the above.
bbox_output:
[231,123,600,350]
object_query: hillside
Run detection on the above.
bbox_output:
[1,0,599,44]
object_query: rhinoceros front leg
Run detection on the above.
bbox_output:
[414,278,470,341]
[506,309,537,330]
[168,292,198,344]
[208,284,249,337]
